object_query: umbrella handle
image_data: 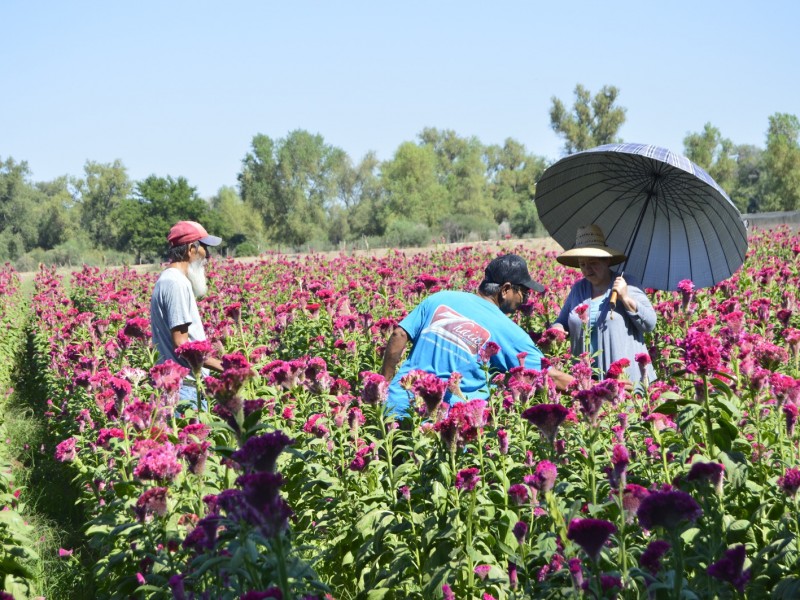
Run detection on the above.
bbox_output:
[608,270,623,320]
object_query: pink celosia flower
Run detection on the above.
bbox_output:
[567,518,616,562]
[133,443,183,482]
[455,467,481,492]
[360,372,389,405]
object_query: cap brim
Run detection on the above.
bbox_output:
[519,279,545,293]
[199,235,222,247]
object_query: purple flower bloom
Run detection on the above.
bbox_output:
[234,472,293,538]
[609,444,629,489]
[133,443,183,482]
[360,371,389,405]
[687,461,725,494]
[567,518,617,562]
[568,557,583,589]
[411,372,448,413]
[778,467,800,498]
[455,467,481,492]
[479,341,501,363]
[636,490,703,530]
[521,403,569,444]
[175,340,214,372]
[55,437,78,462]
[707,544,750,593]
[508,560,518,590]
[442,584,455,600]
[133,487,168,522]
[622,484,650,521]
[231,431,295,474]
[508,484,530,506]
[497,429,509,455]
[680,328,722,375]
[530,460,558,493]
[474,564,491,580]
[150,360,189,394]
[512,520,528,545]
[639,539,670,575]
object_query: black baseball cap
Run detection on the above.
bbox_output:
[484,254,545,293]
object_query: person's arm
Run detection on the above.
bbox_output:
[547,366,575,391]
[614,281,657,333]
[171,325,223,372]
[380,327,409,381]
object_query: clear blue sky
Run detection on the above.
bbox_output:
[3,1,798,199]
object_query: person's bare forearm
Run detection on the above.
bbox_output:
[380,327,409,381]
[548,367,575,392]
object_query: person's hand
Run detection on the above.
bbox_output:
[612,276,628,301]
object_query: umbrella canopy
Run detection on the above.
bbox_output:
[534,143,748,291]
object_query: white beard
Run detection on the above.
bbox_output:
[187,258,208,298]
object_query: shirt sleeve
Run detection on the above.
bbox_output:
[161,278,195,331]
[398,296,431,341]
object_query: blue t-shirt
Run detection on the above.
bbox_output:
[386,291,544,416]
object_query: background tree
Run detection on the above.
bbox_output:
[486,139,548,236]
[78,160,132,249]
[550,84,627,154]
[208,185,264,256]
[380,141,449,230]
[0,157,40,259]
[239,130,344,248]
[761,113,800,211]
[683,123,739,208]
[342,152,385,240]
[115,175,207,263]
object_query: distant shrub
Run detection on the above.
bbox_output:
[384,220,431,248]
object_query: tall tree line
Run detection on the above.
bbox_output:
[2,84,799,267]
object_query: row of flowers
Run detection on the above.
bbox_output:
[0,266,41,599]
[14,229,800,598]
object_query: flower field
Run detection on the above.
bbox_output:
[3,229,800,599]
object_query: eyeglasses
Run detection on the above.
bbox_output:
[512,285,530,302]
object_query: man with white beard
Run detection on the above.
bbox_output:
[150,220,224,405]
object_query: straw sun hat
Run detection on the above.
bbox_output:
[556,224,627,268]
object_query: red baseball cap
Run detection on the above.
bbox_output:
[167,221,222,247]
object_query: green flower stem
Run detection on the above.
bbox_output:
[273,533,291,599]
[465,488,477,592]
[652,426,670,484]
[378,408,395,491]
[405,495,424,588]
[616,474,628,581]
[544,490,568,548]
[587,427,599,506]
[702,374,715,457]
[670,530,685,600]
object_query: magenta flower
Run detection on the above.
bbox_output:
[123,317,150,340]
[512,520,528,545]
[680,328,722,375]
[777,467,800,498]
[707,544,750,593]
[231,431,295,474]
[233,472,293,538]
[622,484,650,521]
[442,584,455,600]
[508,484,530,506]
[785,403,798,437]
[567,518,617,562]
[609,444,629,489]
[433,399,487,452]
[687,461,725,494]
[175,339,214,372]
[474,564,491,580]
[55,437,78,462]
[521,403,569,444]
[636,490,703,530]
[529,460,558,493]
[133,487,169,522]
[639,539,670,575]
[568,557,583,589]
[479,341,501,364]
[605,358,630,380]
[497,429,509,455]
[411,372,448,413]
[574,303,590,324]
[178,441,211,476]
[133,443,183,482]
[360,371,389,405]
[455,467,481,492]
[150,360,189,393]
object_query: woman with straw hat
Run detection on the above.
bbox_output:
[552,224,657,382]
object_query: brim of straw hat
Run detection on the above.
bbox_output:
[556,245,627,268]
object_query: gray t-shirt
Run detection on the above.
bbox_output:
[150,267,207,370]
